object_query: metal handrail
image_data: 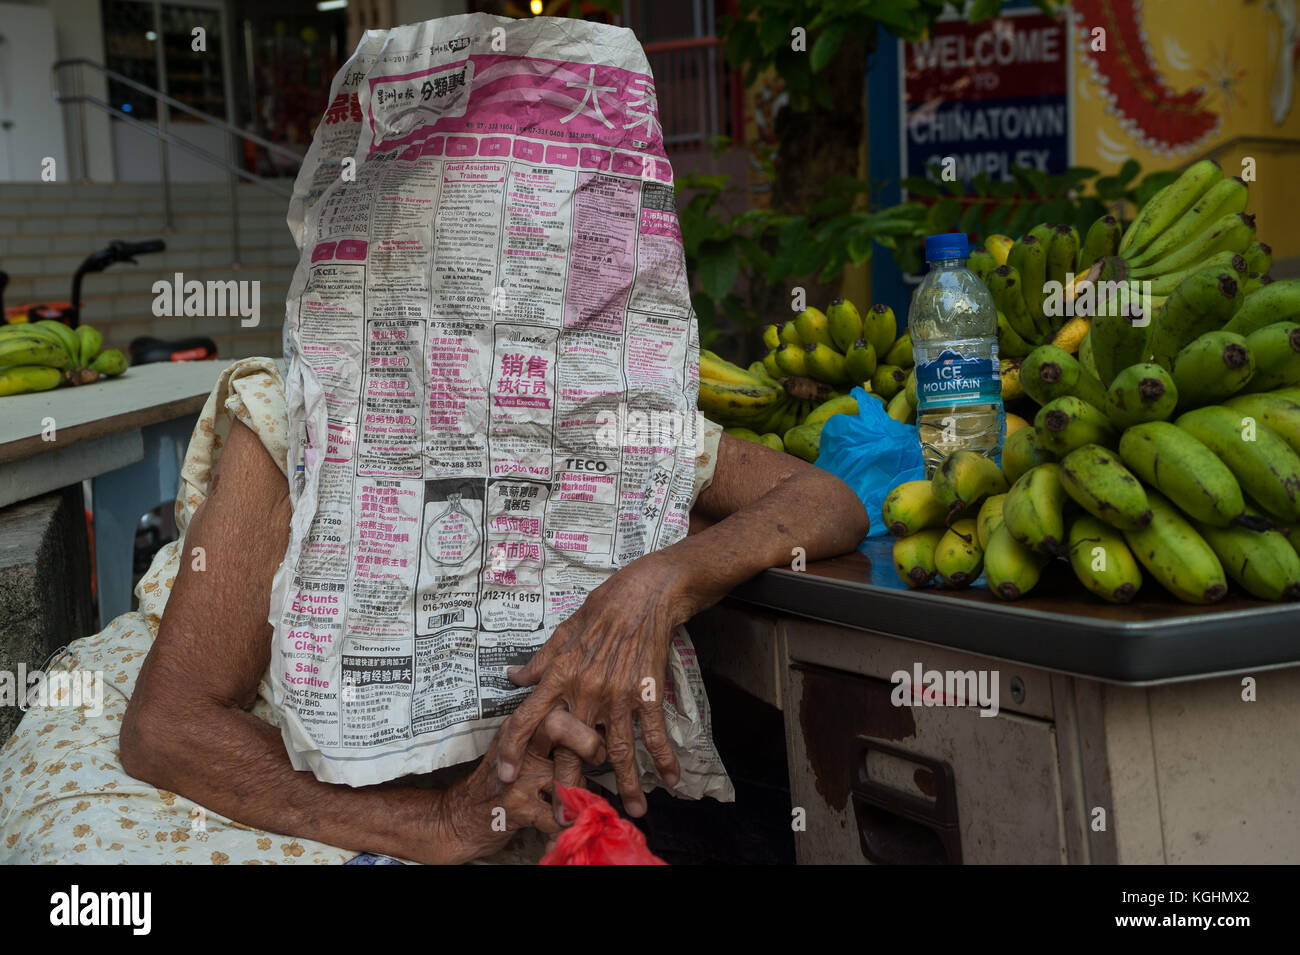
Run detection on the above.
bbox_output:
[51,58,304,266]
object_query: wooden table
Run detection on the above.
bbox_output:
[1,361,226,626]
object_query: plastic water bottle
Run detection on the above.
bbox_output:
[908,233,1005,477]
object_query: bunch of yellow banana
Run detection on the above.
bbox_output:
[759,298,919,425]
[0,320,128,396]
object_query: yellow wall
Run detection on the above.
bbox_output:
[1070,0,1300,261]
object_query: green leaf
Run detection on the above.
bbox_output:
[985,203,1013,233]
[1094,175,1126,201]
[695,240,741,302]
[1116,158,1141,185]
[759,16,789,54]
[811,24,846,73]
[959,201,984,235]
[900,176,943,198]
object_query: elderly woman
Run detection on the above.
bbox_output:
[0,358,866,864]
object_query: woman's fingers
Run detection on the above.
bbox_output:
[495,681,563,782]
[637,697,680,791]
[605,706,647,818]
[506,640,553,688]
[531,709,605,765]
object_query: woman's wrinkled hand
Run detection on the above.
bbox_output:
[438,709,605,863]
[494,552,695,818]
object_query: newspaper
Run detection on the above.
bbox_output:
[268,13,733,801]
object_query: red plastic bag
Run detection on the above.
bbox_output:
[539,785,666,866]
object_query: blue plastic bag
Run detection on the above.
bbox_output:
[815,386,925,551]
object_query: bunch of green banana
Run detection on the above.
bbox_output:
[0,320,127,395]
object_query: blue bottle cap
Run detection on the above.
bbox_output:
[925,232,970,261]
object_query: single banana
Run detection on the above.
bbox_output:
[1172,330,1255,410]
[1077,214,1122,274]
[883,336,913,368]
[998,312,1034,360]
[778,321,803,347]
[1067,514,1143,603]
[1223,391,1300,457]
[1035,395,1117,456]
[1244,241,1272,275]
[701,349,765,387]
[1176,404,1300,523]
[1003,462,1069,556]
[782,421,823,462]
[905,368,917,407]
[723,426,762,443]
[883,480,948,537]
[1239,322,1300,393]
[1145,251,1246,298]
[826,298,864,353]
[1241,272,1271,297]
[1001,425,1057,485]
[1089,308,1149,388]
[1059,443,1152,530]
[762,350,782,380]
[0,364,64,396]
[89,348,128,378]
[985,233,1014,267]
[1049,316,1090,356]
[774,342,809,377]
[1000,359,1024,401]
[844,339,878,386]
[935,518,983,588]
[794,307,834,349]
[967,249,997,282]
[1118,421,1256,528]
[931,449,1009,522]
[1131,212,1255,278]
[862,304,898,359]
[804,342,850,385]
[762,324,782,351]
[1077,327,1100,381]
[984,522,1050,600]
[749,359,778,386]
[1118,158,1222,258]
[1194,519,1300,601]
[1020,344,1109,409]
[1147,266,1242,370]
[1126,175,1249,269]
[1123,490,1228,604]
[1223,279,1300,336]
[0,336,75,371]
[1020,225,1055,332]
[988,265,1041,342]
[804,393,859,427]
[886,389,915,424]
[976,493,1007,549]
[759,432,784,452]
[871,364,906,401]
[697,379,783,425]
[1046,225,1080,330]
[1105,362,1178,428]
[893,528,945,587]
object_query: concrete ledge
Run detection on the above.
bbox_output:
[0,487,95,743]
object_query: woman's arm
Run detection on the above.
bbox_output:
[497,434,868,815]
[119,419,598,864]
